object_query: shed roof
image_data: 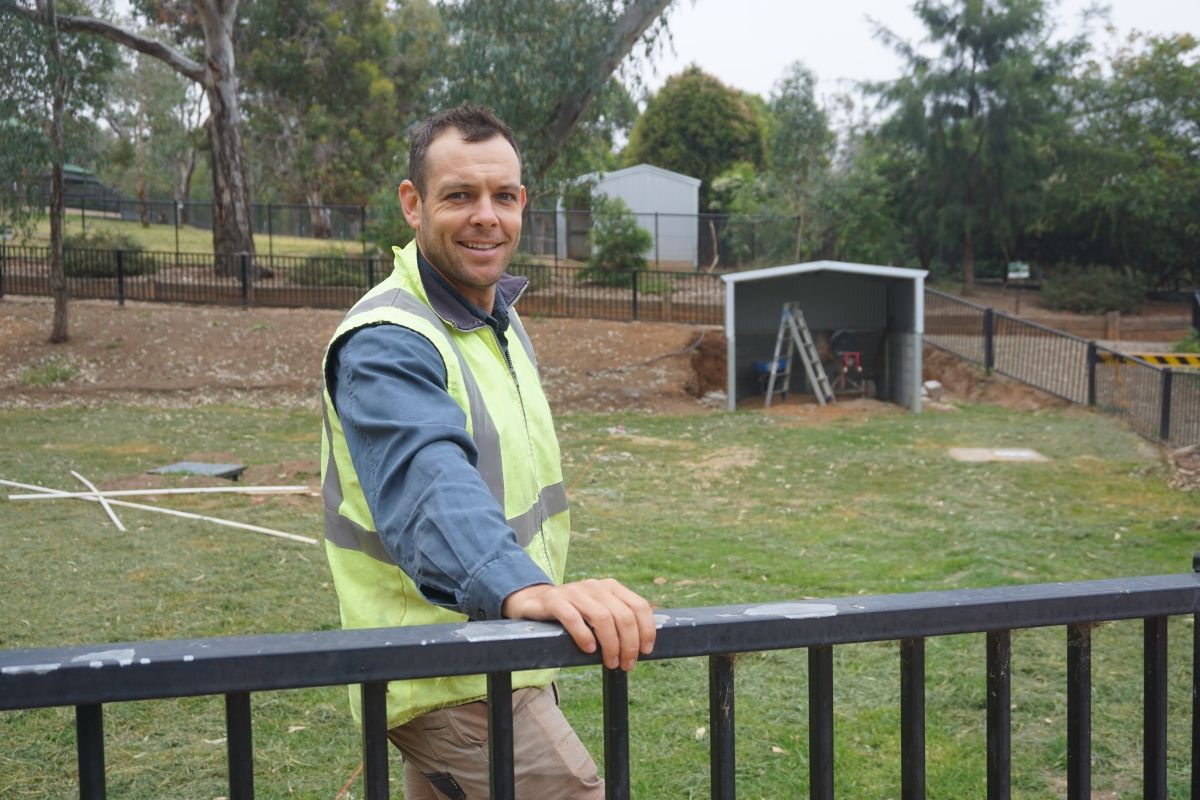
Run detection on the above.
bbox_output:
[599,163,701,187]
[721,260,927,285]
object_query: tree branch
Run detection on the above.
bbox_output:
[2,0,205,83]
[534,0,673,181]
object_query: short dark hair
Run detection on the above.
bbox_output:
[407,103,522,195]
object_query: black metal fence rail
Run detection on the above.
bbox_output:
[2,572,1199,799]
[926,289,1198,448]
[0,244,725,324]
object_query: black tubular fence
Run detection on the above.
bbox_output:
[925,289,1200,448]
[2,569,1199,798]
[0,244,725,324]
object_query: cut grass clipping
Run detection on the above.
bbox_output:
[0,403,1196,797]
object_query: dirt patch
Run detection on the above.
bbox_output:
[1167,446,1200,492]
[922,346,1070,411]
[0,295,1138,418]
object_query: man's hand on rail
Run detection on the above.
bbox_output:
[501,579,656,672]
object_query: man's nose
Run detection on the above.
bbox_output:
[470,197,499,227]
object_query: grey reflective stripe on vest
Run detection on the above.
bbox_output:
[508,481,568,546]
[507,312,538,373]
[322,407,397,565]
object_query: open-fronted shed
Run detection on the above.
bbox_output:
[721,261,928,412]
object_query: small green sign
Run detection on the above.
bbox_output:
[1007,261,1030,280]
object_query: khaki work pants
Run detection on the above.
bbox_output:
[387,685,603,799]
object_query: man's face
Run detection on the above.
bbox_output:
[399,130,526,309]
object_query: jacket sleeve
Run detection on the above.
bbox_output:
[329,323,551,620]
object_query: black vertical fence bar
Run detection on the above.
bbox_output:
[367,257,375,288]
[1192,291,1199,333]
[115,250,126,306]
[360,206,367,256]
[1067,624,1091,800]
[983,308,995,371]
[360,681,390,800]
[1160,369,1174,442]
[900,638,925,800]
[630,270,639,321]
[1087,342,1097,406]
[225,691,254,800]
[1145,616,1168,800]
[267,204,274,259]
[0,239,6,300]
[987,629,1012,800]
[604,667,631,800]
[809,645,834,800]
[709,654,736,800]
[76,702,106,800]
[240,254,250,307]
[487,671,516,800]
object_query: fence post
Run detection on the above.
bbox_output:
[1159,369,1173,442]
[630,269,639,321]
[115,250,125,307]
[654,212,660,268]
[0,239,6,301]
[360,206,368,257]
[267,204,273,260]
[367,257,375,288]
[1192,291,1199,333]
[1086,342,1097,406]
[240,253,250,307]
[983,308,995,371]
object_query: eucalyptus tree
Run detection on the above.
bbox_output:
[0,0,117,342]
[3,0,258,269]
[240,0,434,237]
[436,0,674,199]
[1044,34,1200,289]
[873,0,1085,288]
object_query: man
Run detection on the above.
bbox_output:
[321,103,656,798]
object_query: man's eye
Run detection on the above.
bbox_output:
[447,192,468,201]
[497,193,516,203]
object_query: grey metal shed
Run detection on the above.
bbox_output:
[557,164,700,269]
[721,261,928,412]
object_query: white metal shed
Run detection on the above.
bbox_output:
[721,261,929,412]
[556,164,700,269]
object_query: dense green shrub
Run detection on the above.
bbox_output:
[289,247,372,288]
[1173,328,1200,353]
[578,195,652,287]
[1040,266,1143,314]
[63,229,156,277]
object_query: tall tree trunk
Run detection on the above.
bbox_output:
[962,224,976,292]
[198,0,255,275]
[42,0,68,343]
[306,186,332,239]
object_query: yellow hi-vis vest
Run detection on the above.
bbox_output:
[321,240,569,729]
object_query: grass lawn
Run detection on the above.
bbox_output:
[12,213,369,259]
[0,403,1196,797]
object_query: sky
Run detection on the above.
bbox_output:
[642,0,1200,101]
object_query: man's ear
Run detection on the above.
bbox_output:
[519,184,527,210]
[399,180,421,228]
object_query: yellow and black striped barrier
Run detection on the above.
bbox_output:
[1096,352,1200,367]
